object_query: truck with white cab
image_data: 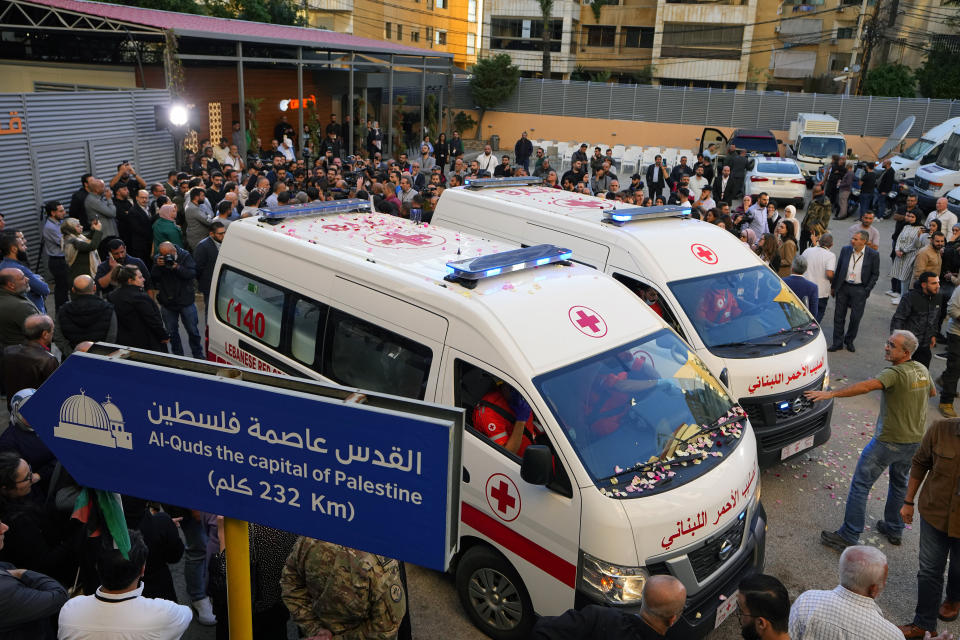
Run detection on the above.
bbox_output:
[787,113,846,183]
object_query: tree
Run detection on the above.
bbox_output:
[917,45,960,100]
[537,0,553,78]
[469,54,520,139]
[115,0,304,26]
[861,63,916,97]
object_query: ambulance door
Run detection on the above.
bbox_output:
[441,350,581,638]
[610,270,691,342]
[523,223,610,269]
[324,277,447,401]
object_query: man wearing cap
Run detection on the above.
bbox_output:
[627,173,644,195]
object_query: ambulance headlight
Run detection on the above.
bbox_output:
[579,551,648,604]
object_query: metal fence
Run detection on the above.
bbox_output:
[452,77,960,138]
[0,89,174,263]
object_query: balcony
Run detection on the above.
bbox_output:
[772,50,816,78]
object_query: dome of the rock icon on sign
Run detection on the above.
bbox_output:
[55,391,133,450]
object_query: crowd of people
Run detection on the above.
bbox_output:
[0,117,960,639]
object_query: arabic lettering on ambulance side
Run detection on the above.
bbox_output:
[746,358,824,394]
[661,466,758,549]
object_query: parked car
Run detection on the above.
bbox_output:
[745,157,806,208]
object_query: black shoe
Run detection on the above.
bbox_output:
[846,344,856,352]
[821,529,855,551]
[876,520,902,545]
[828,345,843,352]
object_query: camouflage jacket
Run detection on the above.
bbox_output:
[803,196,832,234]
[281,537,406,640]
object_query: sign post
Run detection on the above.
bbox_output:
[22,346,463,635]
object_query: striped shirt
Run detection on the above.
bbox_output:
[789,585,902,640]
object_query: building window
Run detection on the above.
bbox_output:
[586,25,616,48]
[385,22,392,39]
[835,27,854,39]
[623,26,654,48]
[661,22,743,59]
[436,30,447,45]
[468,0,477,22]
[467,32,476,54]
[490,18,563,52]
[397,24,404,40]
[436,0,447,8]
[411,30,420,42]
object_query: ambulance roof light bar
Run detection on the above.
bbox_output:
[258,198,371,223]
[444,244,572,289]
[603,204,690,226]
[463,177,543,189]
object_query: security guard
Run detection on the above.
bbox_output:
[281,537,407,640]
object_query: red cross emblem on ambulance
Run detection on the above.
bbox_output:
[485,473,521,522]
[568,305,607,338]
[365,231,446,249]
[690,243,718,265]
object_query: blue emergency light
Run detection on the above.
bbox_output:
[463,177,543,189]
[258,198,371,223]
[444,244,572,288]
[778,401,790,411]
[602,204,690,225]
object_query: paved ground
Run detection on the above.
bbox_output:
[8,196,956,638]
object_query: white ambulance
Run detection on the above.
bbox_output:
[208,200,765,639]
[430,178,833,469]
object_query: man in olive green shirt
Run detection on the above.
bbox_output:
[806,330,935,551]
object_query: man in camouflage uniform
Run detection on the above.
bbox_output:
[281,537,406,640]
[801,184,833,252]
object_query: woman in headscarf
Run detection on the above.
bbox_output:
[783,204,801,241]
[60,217,102,281]
[776,220,798,278]
[890,210,925,304]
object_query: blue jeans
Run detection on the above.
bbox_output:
[181,515,208,601]
[860,190,877,215]
[914,517,960,630]
[161,303,204,359]
[836,437,918,543]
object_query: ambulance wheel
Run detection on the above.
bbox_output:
[456,545,534,640]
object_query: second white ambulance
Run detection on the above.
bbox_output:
[431,178,833,468]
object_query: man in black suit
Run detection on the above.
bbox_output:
[723,145,753,205]
[830,230,880,352]
[646,155,667,200]
[712,165,736,204]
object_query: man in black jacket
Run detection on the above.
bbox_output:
[108,266,168,353]
[891,271,943,367]
[514,132,533,173]
[646,155,668,200]
[151,242,203,359]
[54,275,116,356]
[877,159,896,219]
[194,222,224,319]
[68,173,94,231]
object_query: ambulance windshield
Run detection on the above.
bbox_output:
[669,265,817,358]
[534,329,738,486]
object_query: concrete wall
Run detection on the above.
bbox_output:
[0,61,137,92]
[467,109,897,160]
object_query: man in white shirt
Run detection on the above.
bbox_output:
[789,546,911,640]
[927,197,958,235]
[693,186,716,214]
[225,144,244,172]
[212,137,231,166]
[59,530,192,639]
[688,165,709,196]
[476,145,498,175]
[800,231,837,323]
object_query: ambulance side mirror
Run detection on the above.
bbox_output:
[521,445,552,485]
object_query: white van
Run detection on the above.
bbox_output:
[208,200,765,639]
[431,178,833,469]
[891,117,960,184]
[913,131,960,211]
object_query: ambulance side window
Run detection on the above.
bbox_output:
[454,359,572,496]
[215,269,285,348]
[612,273,685,338]
[322,308,432,400]
[290,297,328,366]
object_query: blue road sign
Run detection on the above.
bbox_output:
[21,351,461,571]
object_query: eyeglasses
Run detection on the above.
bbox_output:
[735,609,754,623]
[14,463,33,485]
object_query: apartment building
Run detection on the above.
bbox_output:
[305,0,480,69]
[481,0,581,78]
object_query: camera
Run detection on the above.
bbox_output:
[163,253,177,266]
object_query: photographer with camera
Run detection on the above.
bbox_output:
[150,242,203,359]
